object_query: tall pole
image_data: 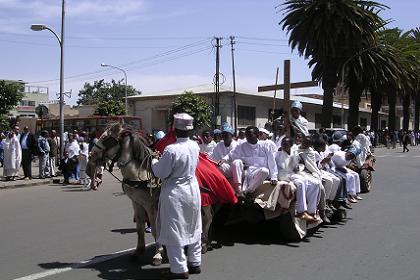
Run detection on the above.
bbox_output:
[271,67,280,122]
[283,60,291,137]
[214,37,222,127]
[229,36,237,134]
[59,0,65,159]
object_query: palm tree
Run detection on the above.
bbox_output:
[280,0,387,128]
[409,28,420,132]
[379,28,420,131]
[342,43,401,129]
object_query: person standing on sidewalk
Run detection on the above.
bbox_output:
[47,131,58,177]
[37,130,50,178]
[20,126,36,180]
[3,131,22,181]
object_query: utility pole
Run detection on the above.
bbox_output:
[213,37,222,127]
[229,36,237,134]
[59,0,65,159]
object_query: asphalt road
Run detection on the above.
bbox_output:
[1,146,420,280]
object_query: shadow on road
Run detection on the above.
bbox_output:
[111,228,137,234]
[39,244,170,280]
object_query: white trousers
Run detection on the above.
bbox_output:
[321,171,340,201]
[166,240,201,274]
[231,160,269,193]
[49,156,56,176]
[342,168,361,195]
[291,174,319,214]
[79,156,91,188]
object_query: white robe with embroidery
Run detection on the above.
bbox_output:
[3,136,22,177]
[152,137,202,246]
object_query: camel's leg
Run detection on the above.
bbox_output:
[201,205,213,254]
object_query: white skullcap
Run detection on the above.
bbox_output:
[174,113,194,131]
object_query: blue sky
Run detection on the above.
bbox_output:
[0,0,418,105]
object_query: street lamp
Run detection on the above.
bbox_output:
[100,63,128,114]
[30,0,66,159]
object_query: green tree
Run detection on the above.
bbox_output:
[411,28,420,132]
[94,100,126,116]
[0,80,24,116]
[280,0,387,128]
[169,91,212,130]
[78,79,138,105]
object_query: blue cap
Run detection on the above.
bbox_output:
[221,123,234,134]
[213,129,222,135]
[291,100,303,110]
[154,131,165,140]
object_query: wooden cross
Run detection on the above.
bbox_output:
[258,60,318,114]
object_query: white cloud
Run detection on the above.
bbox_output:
[0,0,147,24]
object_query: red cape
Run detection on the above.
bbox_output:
[154,129,237,206]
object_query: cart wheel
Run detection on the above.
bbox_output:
[360,169,372,193]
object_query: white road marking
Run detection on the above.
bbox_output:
[413,155,420,158]
[375,155,389,158]
[395,155,406,158]
[11,243,155,280]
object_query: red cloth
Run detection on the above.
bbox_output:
[154,129,238,206]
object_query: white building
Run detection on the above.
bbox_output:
[127,85,390,133]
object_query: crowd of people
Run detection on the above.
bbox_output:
[0,126,97,189]
[149,101,376,279]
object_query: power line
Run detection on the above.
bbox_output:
[0,31,211,41]
[27,40,210,84]
[28,46,213,85]
[236,35,288,42]
[0,38,203,49]
[237,41,289,47]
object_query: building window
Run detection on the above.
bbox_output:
[360,118,367,128]
[333,115,341,128]
[238,105,256,126]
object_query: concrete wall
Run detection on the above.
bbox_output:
[130,91,392,134]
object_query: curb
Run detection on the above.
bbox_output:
[0,179,54,190]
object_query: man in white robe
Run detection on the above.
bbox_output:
[276,137,319,223]
[223,126,277,195]
[331,147,362,202]
[212,123,238,180]
[290,100,309,136]
[3,132,22,180]
[352,126,371,168]
[199,130,216,157]
[152,113,202,279]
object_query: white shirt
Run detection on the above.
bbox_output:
[274,134,286,149]
[332,151,350,168]
[226,140,278,180]
[211,139,238,161]
[295,147,322,177]
[151,137,202,246]
[66,140,80,158]
[79,142,89,157]
[275,150,299,181]
[290,115,309,136]
[199,141,216,156]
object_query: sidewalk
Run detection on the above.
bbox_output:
[0,160,61,190]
